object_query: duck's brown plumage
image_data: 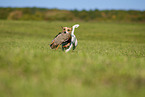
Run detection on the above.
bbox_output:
[50,32,71,49]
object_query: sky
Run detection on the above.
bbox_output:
[0,0,145,11]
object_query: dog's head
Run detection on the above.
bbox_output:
[61,26,72,34]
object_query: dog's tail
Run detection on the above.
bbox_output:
[71,24,79,35]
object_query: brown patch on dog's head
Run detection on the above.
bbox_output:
[61,26,72,34]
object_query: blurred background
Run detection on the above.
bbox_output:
[0,0,145,22]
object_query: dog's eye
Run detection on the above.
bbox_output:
[68,29,70,31]
[63,29,65,30]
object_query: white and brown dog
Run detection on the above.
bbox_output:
[50,24,79,52]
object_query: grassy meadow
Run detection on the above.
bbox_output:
[0,20,145,97]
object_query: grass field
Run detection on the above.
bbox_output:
[0,20,145,97]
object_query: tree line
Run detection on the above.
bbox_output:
[0,7,145,22]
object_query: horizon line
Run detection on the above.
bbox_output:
[0,6,145,11]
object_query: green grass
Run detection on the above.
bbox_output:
[0,20,145,97]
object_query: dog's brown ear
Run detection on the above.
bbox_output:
[61,26,63,29]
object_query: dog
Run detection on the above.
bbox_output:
[50,24,79,52]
